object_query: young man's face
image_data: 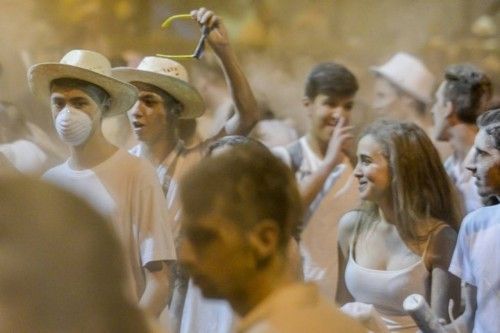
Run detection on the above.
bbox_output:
[431,81,454,142]
[128,85,173,144]
[466,129,500,198]
[372,77,401,117]
[306,93,354,144]
[178,204,256,300]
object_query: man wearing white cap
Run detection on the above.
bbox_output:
[371,52,453,158]
[27,49,177,319]
[113,7,258,332]
[371,52,435,124]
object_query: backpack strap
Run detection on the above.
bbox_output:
[286,140,303,174]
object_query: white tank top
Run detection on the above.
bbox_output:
[344,226,442,332]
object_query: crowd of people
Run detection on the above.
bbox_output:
[0,6,499,333]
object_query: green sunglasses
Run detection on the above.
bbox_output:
[157,14,210,60]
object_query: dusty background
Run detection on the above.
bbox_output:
[1,0,498,136]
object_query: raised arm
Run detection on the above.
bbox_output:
[300,117,353,208]
[191,8,259,138]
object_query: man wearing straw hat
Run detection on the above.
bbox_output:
[27,49,176,319]
[112,7,259,331]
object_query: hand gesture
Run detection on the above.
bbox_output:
[325,117,353,167]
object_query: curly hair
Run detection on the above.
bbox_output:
[477,108,500,150]
[443,64,492,124]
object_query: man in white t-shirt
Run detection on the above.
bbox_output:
[178,145,366,333]
[112,8,259,331]
[447,108,500,333]
[27,49,176,319]
[431,64,492,214]
[273,62,358,301]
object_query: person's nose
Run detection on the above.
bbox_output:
[465,152,478,175]
[353,162,363,179]
[129,101,143,119]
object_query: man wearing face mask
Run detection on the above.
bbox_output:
[28,49,177,321]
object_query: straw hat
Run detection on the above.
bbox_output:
[371,52,435,104]
[28,49,138,117]
[112,57,205,119]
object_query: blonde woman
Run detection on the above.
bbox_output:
[337,120,462,332]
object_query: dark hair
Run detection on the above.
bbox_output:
[477,108,500,150]
[131,81,182,118]
[304,62,358,100]
[50,78,111,108]
[206,135,268,157]
[180,145,302,249]
[443,64,492,124]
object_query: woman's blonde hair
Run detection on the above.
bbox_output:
[356,120,462,243]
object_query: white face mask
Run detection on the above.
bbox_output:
[55,108,93,146]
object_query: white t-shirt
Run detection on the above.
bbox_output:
[0,139,47,176]
[444,153,482,214]
[449,204,500,333]
[273,137,359,301]
[235,283,366,333]
[180,280,235,333]
[131,141,235,333]
[43,149,176,301]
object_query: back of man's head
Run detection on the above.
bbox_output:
[304,62,358,101]
[0,177,148,333]
[444,64,492,124]
[180,145,302,250]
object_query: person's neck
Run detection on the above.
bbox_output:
[230,256,296,317]
[449,123,477,162]
[408,112,433,134]
[140,133,178,167]
[69,130,117,170]
[305,132,328,159]
[378,197,396,226]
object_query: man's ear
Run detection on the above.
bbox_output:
[248,220,280,263]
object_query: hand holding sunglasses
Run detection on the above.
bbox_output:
[157,8,230,60]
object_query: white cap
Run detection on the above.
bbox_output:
[371,52,435,104]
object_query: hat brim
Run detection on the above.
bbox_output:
[370,66,431,104]
[112,67,205,119]
[28,63,138,117]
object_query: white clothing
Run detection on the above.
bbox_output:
[250,119,298,148]
[273,136,359,301]
[43,149,176,300]
[449,204,500,333]
[131,141,236,333]
[345,246,427,331]
[0,139,47,176]
[444,154,482,214]
[235,283,366,333]
[180,280,235,333]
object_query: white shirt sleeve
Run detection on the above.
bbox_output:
[449,214,475,286]
[136,168,177,266]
